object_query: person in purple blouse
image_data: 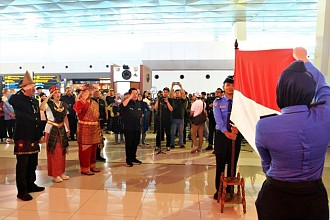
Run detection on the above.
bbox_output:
[255,47,330,220]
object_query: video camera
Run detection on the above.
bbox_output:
[158,93,164,102]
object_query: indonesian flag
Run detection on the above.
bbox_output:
[231,49,295,153]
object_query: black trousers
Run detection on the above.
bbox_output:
[256,177,329,220]
[207,119,216,146]
[67,113,77,135]
[183,119,189,144]
[99,119,106,130]
[124,129,140,163]
[16,153,38,195]
[156,119,171,147]
[5,119,15,139]
[214,130,242,191]
[107,114,114,131]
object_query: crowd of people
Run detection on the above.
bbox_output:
[0,76,239,202]
[1,47,329,220]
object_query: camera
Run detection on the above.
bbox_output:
[158,93,164,101]
[174,82,179,85]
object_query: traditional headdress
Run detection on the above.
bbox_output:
[49,85,60,94]
[20,71,34,88]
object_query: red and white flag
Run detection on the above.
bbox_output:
[231,49,295,152]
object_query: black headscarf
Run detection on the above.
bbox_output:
[276,61,316,109]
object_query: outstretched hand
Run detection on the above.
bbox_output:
[293,47,309,62]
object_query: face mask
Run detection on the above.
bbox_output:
[117,99,122,104]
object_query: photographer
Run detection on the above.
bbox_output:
[154,87,173,151]
[169,82,187,149]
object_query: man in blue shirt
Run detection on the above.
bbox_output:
[213,76,242,200]
[255,47,330,220]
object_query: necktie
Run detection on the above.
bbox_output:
[227,99,232,131]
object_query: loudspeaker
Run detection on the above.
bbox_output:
[113,65,140,82]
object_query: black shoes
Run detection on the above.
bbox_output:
[213,191,219,200]
[180,145,185,149]
[126,159,142,166]
[28,185,45,193]
[17,193,33,201]
[81,171,95,175]
[132,159,142,165]
[96,156,106,162]
[205,145,213,150]
[19,185,45,201]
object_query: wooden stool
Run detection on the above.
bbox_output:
[217,138,246,214]
[217,171,246,213]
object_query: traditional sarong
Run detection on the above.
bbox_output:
[45,133,66,177]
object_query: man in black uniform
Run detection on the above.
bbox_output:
[61,87,77,140]
[205,88,223,151]
[154,87,173,151]
[93,89,108,162]
[9,71,45,201]
[122,88,143,167]
[35,86,43,101]
[105,88,116,133]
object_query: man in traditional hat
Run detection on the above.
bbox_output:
[212,75,242,200]
[9,71,45,201]
[73,84,101,175]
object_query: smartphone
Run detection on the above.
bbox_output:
[174,82,179,85]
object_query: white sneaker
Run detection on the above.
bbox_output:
[54,176,63,183]
[60,174,69,180]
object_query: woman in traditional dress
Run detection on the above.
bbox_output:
[40,86,70,183]
[73,84,101,175]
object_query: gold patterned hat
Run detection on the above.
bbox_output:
[49,85,60,94]
[20,71,35,88]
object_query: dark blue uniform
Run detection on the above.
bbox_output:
[122,100,143,165]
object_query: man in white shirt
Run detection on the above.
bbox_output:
[190,93,207,153]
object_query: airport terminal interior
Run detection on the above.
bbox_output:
[1,0,330,219]
[0,132,330,219]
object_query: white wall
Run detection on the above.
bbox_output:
[151,70,234,94]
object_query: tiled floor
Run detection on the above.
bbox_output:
[0,132,330,220]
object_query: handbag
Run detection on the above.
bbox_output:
[192,103,206,125]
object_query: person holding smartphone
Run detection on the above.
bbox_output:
[169,82,187,149]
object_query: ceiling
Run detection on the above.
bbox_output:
[0,0,319,41]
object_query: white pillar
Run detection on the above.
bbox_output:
[314,0,330,79]
[233,21,247,41]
